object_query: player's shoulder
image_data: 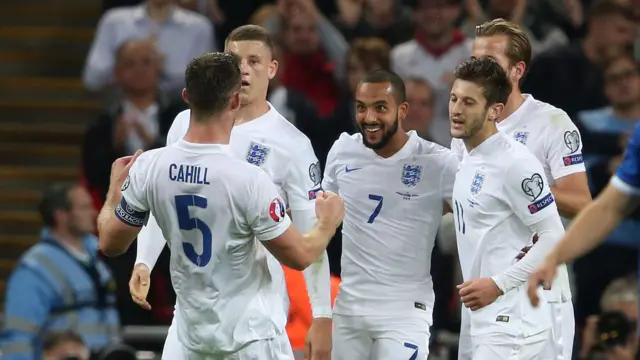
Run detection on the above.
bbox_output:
[131,148,166,172]
[264,108,315,150]
[527,96,574,128]
[413,134,452,156]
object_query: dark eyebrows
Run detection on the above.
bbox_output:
[355,100,389,106]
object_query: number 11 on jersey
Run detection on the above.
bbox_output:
[454,199,466,234]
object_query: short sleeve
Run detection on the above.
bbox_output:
[247,169,292,241]
[545,111,586,179]
[439,150,459,200]
[284,138,322,210]
[612,123,640,196]
[503,158,559,226]
[116,153,152,227]
[166,110,190,146]
[321,140,340,194]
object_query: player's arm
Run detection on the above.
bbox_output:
[98,152,149,257]
[285,141,333,318]
[491,159,565,294]
[545,112,592,218]
[248,170,342,271]
[134,112,189,269]
[548,123,640,265]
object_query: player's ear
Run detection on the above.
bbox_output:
[181,88,189,105]
[512,61,526,83]
[398,101,410,120]
[489,103,505,121]
[230,91,241,112]
[268,60,278,80]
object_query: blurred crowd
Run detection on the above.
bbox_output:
[2,0,640,359]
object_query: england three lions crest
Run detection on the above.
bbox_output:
[470,171,485,195]
[246,142,270,166]
[513,131,529,145]
[401,164,423,187]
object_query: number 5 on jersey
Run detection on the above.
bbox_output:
[175,195,212,267]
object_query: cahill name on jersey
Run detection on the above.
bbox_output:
[322,131,458,321]
[452,133,558,337]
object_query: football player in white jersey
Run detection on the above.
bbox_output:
[449,19,591,360]
[96,52,344,360]
[129,26,334,359]
[449,56,565,359]
[322,69,459,360]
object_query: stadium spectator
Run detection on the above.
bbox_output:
[523,0,636,121]
[461,0,569,56]
[83,0,214,94]
[0,185,120,359]
[391,0,472,147]
[333,0,414,47]
[266,0,349,117]
[404,77,436,142]
[42,331,90,360]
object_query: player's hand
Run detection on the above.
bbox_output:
[315,191,344,229]
[129,263,152,310]
[305,317,332,360]
[458,278,502,311]
[110,149,143,191]
[527,253,558,307]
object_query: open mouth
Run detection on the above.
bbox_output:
[363,124,381,133]
[241,80,250,87]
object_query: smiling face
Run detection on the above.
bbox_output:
[355,81,408,150]
[225,40,277,105]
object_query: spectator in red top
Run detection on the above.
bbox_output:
[266,0,349,116]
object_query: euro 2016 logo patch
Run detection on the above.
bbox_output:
[246,142,269,166]
[564,130,580,154]
[401,164,423,187]
[121,175,130,191]
[269,198,286,222]
[308,162,321,186]
[521,173,555,214]
[470,171,485,195]
[513,131,529,145]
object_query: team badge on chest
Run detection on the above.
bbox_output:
[246,142,270,166]
[401,164,423,187]
[470,171,485,195]
[513,131,529,145]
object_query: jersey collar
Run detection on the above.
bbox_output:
[175,139,232,154]
[467,132,503,157]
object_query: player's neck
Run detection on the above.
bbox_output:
[614,102,640,120]
[374,131,410,158]
[463,124,498,152]
[497,89,525,123]
[184,113,232,145]
[234,101,270,126]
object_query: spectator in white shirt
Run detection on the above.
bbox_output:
[83,0,214,95]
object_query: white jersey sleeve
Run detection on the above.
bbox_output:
[283,138,321,211]
[544,111,586,179]
[247,169,292,241]
[503,158,559,226]
[321,139,340,194]
[440,150,459,201]
[449,138,465,162]
[117,152,154,227]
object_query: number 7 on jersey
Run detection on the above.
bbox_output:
[367,194,383,223]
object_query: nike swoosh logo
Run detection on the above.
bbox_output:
[345,166,362,173]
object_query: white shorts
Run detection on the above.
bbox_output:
[162,319,295,360]
[332,313,431,360]
[472,329,552,360]
[550,302,575,360]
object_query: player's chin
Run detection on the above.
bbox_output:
[450,127,466,139]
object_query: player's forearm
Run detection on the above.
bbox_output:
[135,213,167,271]
[550,186,591,218]
[300,222,336,268]
[302,251,333,318]
[553,195,624,265]
[492,215,564,293]
[98,190,130,256]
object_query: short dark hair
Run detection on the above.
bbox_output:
[359,69,407,104]
[225,25,275,52]
[184,52,242,117]
[39,184,75,227]
[454,57,512,107]
[43,330,85,352]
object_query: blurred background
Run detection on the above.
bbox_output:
[0,0,639,359]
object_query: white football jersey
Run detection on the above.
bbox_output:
[119,140,291,354]
[322,131,459,322]
[167,106,322,314]
[450,94,581,301]
[452,132,558,337]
